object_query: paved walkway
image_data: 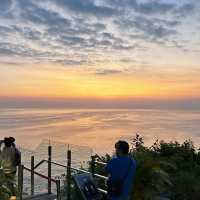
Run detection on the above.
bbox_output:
[23,193,57,200]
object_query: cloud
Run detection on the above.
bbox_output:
[0,0,199,67]
[52,59,89,66]
[12,26,43,41]
[135,17,177,39]
[136,1,175,14]
[108,0,197,16]
[115,16,178,45]
[0,0,13,14]
[55,0,117,17]
[108,0,176,14]
[0,25,13,37]
[0,42,62,61]
[174,3,196,17]
[95,69,123,76]
[18,1,71,27]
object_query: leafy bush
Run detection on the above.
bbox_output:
[94,134,200,200]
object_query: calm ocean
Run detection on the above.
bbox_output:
[1,108,200,194]
[1,108,200,154]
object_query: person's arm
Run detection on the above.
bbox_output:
[0,140,4,151]
[105,158,116,177]
[105,160,113,185]
[12,146,21,166]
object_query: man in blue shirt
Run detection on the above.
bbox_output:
[105,141,136,200]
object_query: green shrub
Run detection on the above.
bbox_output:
[93,134,200,200]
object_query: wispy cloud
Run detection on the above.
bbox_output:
[95,69,123,76]
[55,0,118,17]
[0,0,199,67]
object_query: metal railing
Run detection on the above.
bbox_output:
[18,145,107,200]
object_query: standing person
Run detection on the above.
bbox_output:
[105,141,136,200]
[0,137,21,196]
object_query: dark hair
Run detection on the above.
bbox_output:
[115,140,129,154]
[9,137,15,143]
[4,137,15,147]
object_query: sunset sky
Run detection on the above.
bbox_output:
[0,0,200,108]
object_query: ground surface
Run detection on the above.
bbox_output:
[23,193,57,200]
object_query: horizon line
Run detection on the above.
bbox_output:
[0,96,200,110]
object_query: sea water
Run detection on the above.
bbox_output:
[0,108,200,194]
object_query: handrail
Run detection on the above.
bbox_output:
[33,159,108,189]
[31,158,108,187]
[19,147,109,200]
[95,161,107,166]
[98,188,107,194]
[71,166,89,173]
[70,167,107,194]
[23,166,57,183]
[43,160,108,180]
[44,160,66,168]
[34,160,46,169]
[94,173,108,180]
[21,165,61,200]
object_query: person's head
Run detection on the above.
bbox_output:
[4,137,15,147]
[115,140,129,157]
[9,137,15,144]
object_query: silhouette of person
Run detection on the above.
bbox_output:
[105,141,136,200]
[0,137,21,196]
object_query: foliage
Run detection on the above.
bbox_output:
[94,134,200,200]
[131,149,172,199]
[155,138,200,200]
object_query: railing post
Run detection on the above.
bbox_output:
[31,155,34,195]
[56,180,61,200]
[67,149,71,200]
[48,145,52,194]
[91,156,95,177]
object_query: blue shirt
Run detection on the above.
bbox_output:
[105,155,136,200]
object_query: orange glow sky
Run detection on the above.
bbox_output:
[1,63,199,99]
[0,0,200,108]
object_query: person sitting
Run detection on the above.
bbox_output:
[105,140,136,200]
[0,137,21,196]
